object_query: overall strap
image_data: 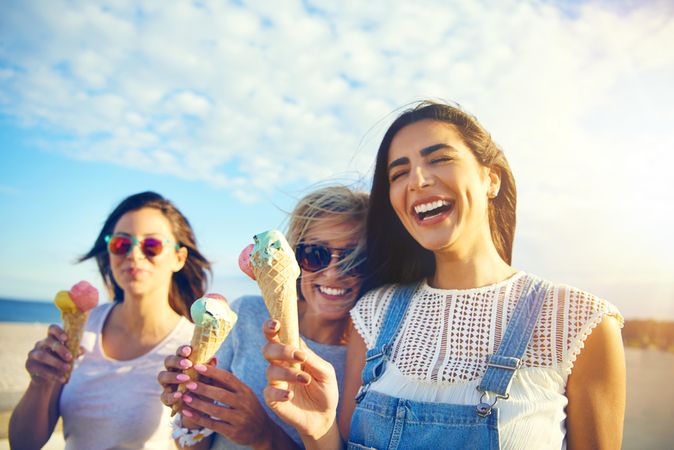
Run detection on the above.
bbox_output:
[476,275,550,416]
[355,283,418,403]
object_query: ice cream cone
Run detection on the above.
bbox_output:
[62,311,87,380]
[53,282,99,382]
[252,248,300,352]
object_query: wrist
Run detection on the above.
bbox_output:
[249,416,276,450]
[300,419,341,449]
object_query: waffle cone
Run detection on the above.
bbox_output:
[252,249,300,351]
[172,315,236,416]
[62,311,88,381]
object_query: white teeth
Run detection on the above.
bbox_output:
[319,286,347,296]
[414,199,449,215]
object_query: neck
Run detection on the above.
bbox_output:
[297,302,347,346]
[114,290,181,339]
[430,237,515,290]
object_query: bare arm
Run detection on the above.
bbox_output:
[9,325,71,450]
[566,316,625,450]
[337,327,366,439]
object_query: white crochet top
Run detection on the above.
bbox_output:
[351,272,623,449]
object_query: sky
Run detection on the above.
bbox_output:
[1,0,673,319]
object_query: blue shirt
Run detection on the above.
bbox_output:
[211,295,347,449]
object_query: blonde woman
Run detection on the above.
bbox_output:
[159,185,369,449]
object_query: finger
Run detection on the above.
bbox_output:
[262,319,280,343]
[192,365,241,393]
[47,324,67,343]
[160,386,182,407]
[28,348,71,375]
[263,385,292,404]
[265,364,311,386]
[157,370,189,388]
[46,338,74,362]
[183,380,238,406]
[182,392,237,422]
[164,354,191,371]
[261,341,305,365]
[180,407,230,434]
[176,345,192,358]
[26,354,68,383]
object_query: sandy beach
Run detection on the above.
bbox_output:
[1,321,672,449]
[0,323,64,449]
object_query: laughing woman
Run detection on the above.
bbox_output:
[159,185,369,449]
[261,102,626,450]
[9,192,211,450]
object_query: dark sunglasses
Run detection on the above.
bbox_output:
[104,234,180,258]
[295,243,363,277]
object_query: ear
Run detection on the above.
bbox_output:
[487,166,501,199]
[173,246,188,272]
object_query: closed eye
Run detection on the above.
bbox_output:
[389,169,408,182]
[430,156,453,164]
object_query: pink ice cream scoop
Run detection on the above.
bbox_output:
[69,281,99,312]
[238,244,256,280]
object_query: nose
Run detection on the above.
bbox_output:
[126,242,146,260]
[322,253,343,278]
[409,165,432,191]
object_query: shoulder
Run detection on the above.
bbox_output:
[350,284,400,349]
[531,275,624,375]
[230,295,269,320]
[229,295,269,336]
[85,302,114,330]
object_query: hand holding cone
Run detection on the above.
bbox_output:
[172,293,237,416]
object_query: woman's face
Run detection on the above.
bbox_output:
[298,218,363,322]
[108,207,186,300]
[387,119,499,255]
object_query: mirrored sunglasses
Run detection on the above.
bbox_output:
[104,234,179,258]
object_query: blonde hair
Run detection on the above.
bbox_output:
[287,185,369,276]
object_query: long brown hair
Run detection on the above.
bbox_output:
[79,191,211,318]
[364,101,516,291]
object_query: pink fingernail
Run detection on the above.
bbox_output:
[173,392,182,399]
[193,364,207,373]
[176,374,190,382]
[180,347,191,356]
[186,382,197,390]
[182,409,193,417]
[179,359,191,369]
[183,395,193,403]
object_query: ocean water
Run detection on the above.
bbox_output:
[0,298,61,323]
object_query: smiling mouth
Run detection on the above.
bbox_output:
[318,285,352,297]
[412,199,453,221]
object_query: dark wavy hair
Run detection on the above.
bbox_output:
[364,101,516,292]
[79,191,211,318]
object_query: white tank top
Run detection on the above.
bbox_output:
[60,302,193,450]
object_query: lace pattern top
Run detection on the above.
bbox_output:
[351,272,623,449]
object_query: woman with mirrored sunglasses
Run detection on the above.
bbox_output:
[158,185,368,450]
[10,191,211,450]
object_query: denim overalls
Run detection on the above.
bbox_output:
[348,277,550,450]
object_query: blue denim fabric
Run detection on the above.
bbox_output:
[348,277,550,450]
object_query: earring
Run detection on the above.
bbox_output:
[489,189,498,199]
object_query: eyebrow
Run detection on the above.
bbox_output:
[387,143,454,172]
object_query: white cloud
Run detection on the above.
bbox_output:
[1,0,673,317]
